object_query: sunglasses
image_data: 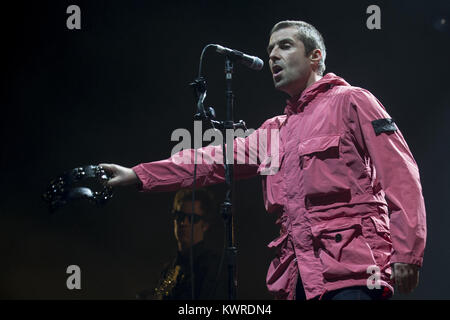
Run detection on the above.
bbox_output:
[172,211,206,224]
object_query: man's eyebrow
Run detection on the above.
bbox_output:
[267,38,295,54]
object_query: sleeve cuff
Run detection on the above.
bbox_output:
[132,164,149,192]
[390,252,423,267]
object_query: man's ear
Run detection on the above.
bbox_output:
[309,48,322,70]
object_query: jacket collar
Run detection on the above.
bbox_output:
[284,73,350,116]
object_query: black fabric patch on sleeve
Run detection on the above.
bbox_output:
[371,118,398,135]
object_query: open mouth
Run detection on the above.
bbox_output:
[272,65,283,78]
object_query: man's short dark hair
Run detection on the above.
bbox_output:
[172,188,215,223]
[270,20,326,76]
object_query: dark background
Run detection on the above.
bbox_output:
[1,0,449,299]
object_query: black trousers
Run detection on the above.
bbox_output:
[295,277,388,300]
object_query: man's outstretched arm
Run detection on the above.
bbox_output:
[98,117,281,191]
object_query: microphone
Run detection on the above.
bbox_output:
[213,44,264,71]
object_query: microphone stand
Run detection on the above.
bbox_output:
[221,57,237,300]
[191,55,246,300]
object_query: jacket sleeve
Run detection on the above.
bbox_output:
[348,88,427,267]
[131,119,279,192]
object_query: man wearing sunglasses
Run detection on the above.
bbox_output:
[172,189,212,257]
[137,188,226,300]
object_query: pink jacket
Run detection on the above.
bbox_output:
[132,73,426,300]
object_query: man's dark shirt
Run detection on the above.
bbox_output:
[137,241,226,300]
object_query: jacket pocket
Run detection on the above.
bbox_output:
[268,232,289,249]
[298,134,351,209]
[361,215,392,267]
[266,232,297,298]
[311,217,377,282]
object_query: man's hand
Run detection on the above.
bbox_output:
[99,163,140,188]
[391,262,420,294]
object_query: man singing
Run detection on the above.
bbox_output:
[100,20,426,300]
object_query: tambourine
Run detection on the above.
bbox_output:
[42,165,113,212]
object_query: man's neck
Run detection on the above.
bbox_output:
[289,72,323,98]
[306,72,323,89]
[177,240,204,257]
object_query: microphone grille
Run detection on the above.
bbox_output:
[252,57,264,71]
